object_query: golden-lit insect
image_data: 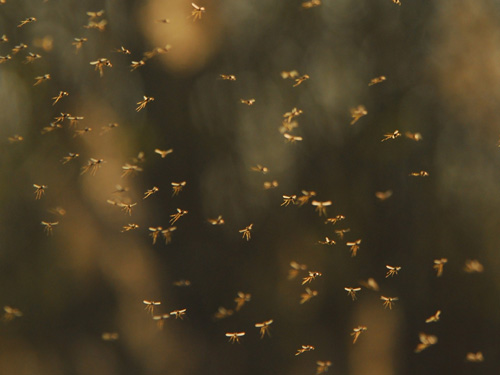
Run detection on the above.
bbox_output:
[318,237,336,246]
[143,300,161,315]
[251,164,269,174]
[161,226,177,244]
[334,228,350,239]
[113,46,131,55]
[191,2,206,21]
[239,223,253,241]
[281,70,299,79]
[53,112,71,123]
[351,326,367,344]
[391,0,401,6]
[0,35,7,43]
[465,352,484,362]
[48,207,66,216]
[121,223,139,232]
[425,310,441,323]
[84,20,107,31]
[148,226,163,244]
[207,215,225,225]
[0,54,11,63]
[143,186,159,199]
[12,43,28,55]
[154,148,173,158]
[350,105,367,125]
[170,208,188,225]
[18,17,36,27]
[464,259,484,273]
[375,190,393,201]
[81,158,105,175]
[100,122,119,135]
[8,134,24,142]
[101,332,119,341]
[33,184,47,200]
[311,200,332,217]
[405,131,423,141]
[300,287,318,304]
[380,296,398,310]
[240,98,256,105]
[284,133,303,143]
[136,96,154,111]
[289,261,307,280]
[325,215,345,225]
[302,271,322,285]
[41,221,58,236]
[316,361,332,375]
[219,74,236,81]
[344,287,362,301]
[409,171,429,177]
[414,333,437,353]
[68,116,84,127]
[296,191,316,206]
[368,76,386,86]
[24,52,41,63]
[117,202,137,216]
[112,185,129,194]
[302,0,321,9]
[381,130,401,142]
[51,91,69,105]
[263,180,279,190]
[214,307,234,320]
[87,10,105,20]
[153,314,170,330]
[143,45,171,60]
[359,277,380,291]
[281,195,297,207]
[173,279,191,287]
[72,37,88,53]
[226,332,245,344]
[283,107,303,123]
[255,319,273,338]
[234,291,251,311]
[33,74,51,86]
[293,74,309,87]
[90,58,112,77]
[279,120,299,134]
[3,306,23,321]
[170,308,187,320]
[346,239,361,256]
[121,164,143,178]
[73,127,92,137]
[171,181,187,196]
[130,60,146,71]
[433,258,448,277]
[385,265,401,278]
[60,152,79,164]
[132,152,146,164]
[295,345,315,356]
[107,199,119,206]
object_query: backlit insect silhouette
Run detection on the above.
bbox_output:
[161,227,176,244]
[220,74,236,81]
[312,200,332,217]
[281,195,297,207]
[52,91,69,105]
[433,258,448,277]
[101,332,119,341]
[3,306,23,321]
[143,300,161,315]
[318,237,336,245]
[18,17,36,27]
[381,296,398,310]
[8,135,23,143]
[0,55,11,63]
[100,122,119,135]
[12,43,27,55]
[170,308,187,320]
[302,0,321,9]
[346,239,361,256]
[143,186,159,199]
[90,58,112,77]
[465,352,484,362]
[289,261,307,280]
[464,259,484,273]
[173,280,191,287]
[283,107,303,123]
[284,133,303,143]
[300,287,318,304]
[153,314,170,330]
[73,127,92,137]
[351,326,367,344]
[156,19,171,24]
[33,74,51,86]
[281,70,299,79]
[226,332,245,344]
[255,319,273,338]
[85,20,107,31]
[385,265,401,278]
[113,46,131,55]
[207,215,225,225]
[368,76,386,86]
[414,333,437,353]
[251,164,269,174]
[297,191,316,206]
[148,227,163,244]
[72,37,88,53]
[143,45,171,60]
[263,180,279,190]
[234,291,251,311]
[302,271,322,285]
[171,181,187,196]
[130,60,145,71]
[33,184,47,200]
[405,131,423,141]
[191,3,206,21]
[154,148,173,158]
[112,185,129,194]
[381,130,401,142]
[315,361,332,375]
[425,310,441,323]
[136,96,154,111]
[121,164,143,178]
[118,202,137,216]
[241,99,255,105]
[345,287,361,301]
[214,307,233,320]
[295,345,315,356]
[359,277,380,291]
[122,223,139,232]
[239,223,253,241]
[375,190,393,201]
[81,158,105,175]
[293,74,309,87]
[325,215,345,225]
[24,52,41,63]
[409,171,429,177]
[41,221,58,236]
[350,105,367,125]
[169,208,188,225]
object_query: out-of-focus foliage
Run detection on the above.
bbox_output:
[0,0,499,374]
